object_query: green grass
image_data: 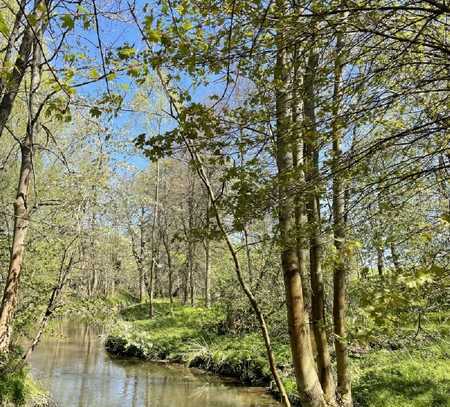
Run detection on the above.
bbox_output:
[0,367,50,406]
[106,300,292,387]
[351,312,450,407]
[352,342,450,407]
[106,299,450,407]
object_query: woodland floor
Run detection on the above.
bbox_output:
[105,298,450,407]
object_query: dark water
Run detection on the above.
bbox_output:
[29,322,279,406]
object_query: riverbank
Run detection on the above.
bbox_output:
[105,300,449,407]
[0,368,54,407]
[105,301,296,403]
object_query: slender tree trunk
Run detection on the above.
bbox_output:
[22,251,74,362]
[275,3,327,405]
[138,209,146,302]
[204,238,210,308]
[195,160,291,406]
[182,264,188,304]
[204,197,211,308]
[148,160,160,318]
[390,244,401,272]
[377,247,384,277]
[89,224,98,297]
[291,43,310,311]
[187,172,195,306]
[162,229,173,304]
[0,28,43,352]
[243,226,254,285]
[139,264,145,302]
[0,142,33,352]
[189,240,194,306]
[331,20,353,407]
[303,44,336,404]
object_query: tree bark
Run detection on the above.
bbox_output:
[331,19,352,407]
[377,247,384,277]
[303,43,336,404]
[275,3,327,405]
[291,43,310,312]
[390,244,401,272]
[162,227,173,305]
[0,25,43,351]
[188,172,195,306]
[148,160,160,318]
[204,195,211,308]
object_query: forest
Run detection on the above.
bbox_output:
[0,0,448,406]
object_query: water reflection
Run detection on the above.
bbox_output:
[29,322,279,406]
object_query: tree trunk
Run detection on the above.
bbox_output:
[139,208,146,302]
[0,0,27,96]
[331,20,352,407]
[377,247,384,277]
[187,172,195,306]
[204,197,211,308]
[291,43,310,312]
[162,230,173,305]
[189,240,194,306]
[196,160,292,406]
[275,3,327,405]
[0,142,33,352]
[0,27,43,351]
[242,226,255,286]
[390,244,401,272]
[148,160,160,318]
[182,264,188,304]
[303,44,336,404]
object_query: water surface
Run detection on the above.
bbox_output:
[29,322,279,407]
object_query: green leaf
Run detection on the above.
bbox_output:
[0,12,9,38]
[89,68,100,79]
[117,46,136,60]
[146,28,161,43]
[61,14,75,30]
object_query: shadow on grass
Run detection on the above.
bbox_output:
[354,369,450,407]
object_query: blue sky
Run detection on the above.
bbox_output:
[54,0,224,173]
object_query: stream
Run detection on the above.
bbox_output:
[28,321,280,406]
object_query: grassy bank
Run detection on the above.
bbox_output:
[106,301,291,388]
[0,368,53,407]
[105,300,449,407]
